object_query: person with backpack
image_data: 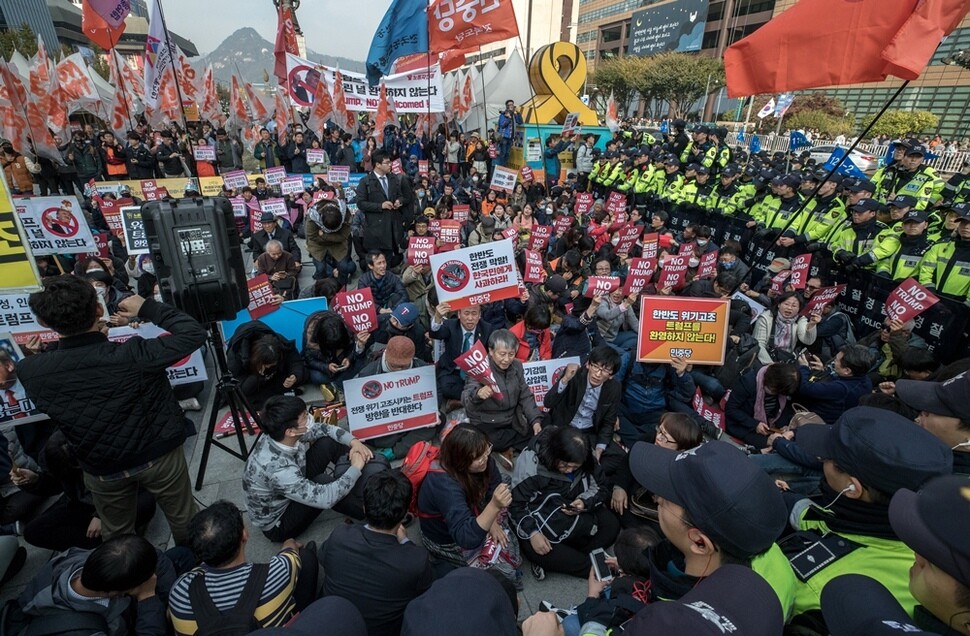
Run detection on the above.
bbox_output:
[415,425,521,585]
[168,501,314,635]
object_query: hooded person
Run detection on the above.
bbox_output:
[400,568,518,636]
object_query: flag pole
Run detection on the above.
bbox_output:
[477,46,488,137]
[152,0,195,165]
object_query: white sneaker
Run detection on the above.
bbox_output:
[179,398,202,411]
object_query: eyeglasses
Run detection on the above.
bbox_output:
[805,284,820,291]
[588,363,613,377]
[655,427,675,445]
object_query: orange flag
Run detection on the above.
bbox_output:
[244,82,273,125]
[230,76,249,128]
[374,82,398,143]
[307,74,336,136]
[274,91,291,146]
[429,0,518,54]
[82,0,126,50]
[331,68,356,133]
[725,0,970,97]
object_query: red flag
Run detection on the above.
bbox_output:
[174,47,198,104]
[374,82,393,143]
[331,68,356,133]
[461,73,474,118]
[307,74,336,135]
[107,51,131,140]
[0,64,32,155]
[82,0,126,50]
[244,82,273,124]
[274,90,291,146]
[429,0,519,54]
[440,49,467,73]
[724,0,970,97]
[0,63,60,164]
[200,65,224,126]
[230,75,249,128]
[274,5,300,86]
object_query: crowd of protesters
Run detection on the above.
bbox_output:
[1,106,969,636]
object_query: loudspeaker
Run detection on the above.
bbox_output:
[142,197,247,323]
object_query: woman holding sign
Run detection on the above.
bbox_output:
[752,292,820,366]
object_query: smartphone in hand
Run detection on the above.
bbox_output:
[590,548,613,582]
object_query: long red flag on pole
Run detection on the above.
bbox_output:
[724,0,970,98]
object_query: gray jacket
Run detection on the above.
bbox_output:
[461,358,541,434]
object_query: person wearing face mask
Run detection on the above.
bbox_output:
[716,243,750,282]
[84,271,132,320]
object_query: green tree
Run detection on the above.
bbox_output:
[860,109,940,138]
[639,52,724,119]
[786,110,854,137]
[786,92,848,119]
[590,57,648,118]
[0,23,39,61]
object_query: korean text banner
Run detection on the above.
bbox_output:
[15,196,96,256]
[637,296,730,366]
[285,53,444,113]
[627,0,710,57]
[430,239,519,310]
[345,366,438,440]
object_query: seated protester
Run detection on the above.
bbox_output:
[301,310,369,390]
[260,596,367,636]
[18,535,176,636]
[610,413,703,525]
[22,430,156,552]
[562,527,660,636]
[834,474,970,635]
[320,472,433,636]
[510,426,619,580]
[717,243,750,282]
[0,428,55,537]
[783,407,953,630]
[467,215,497,246]
[592,289,640,371]
[401,262,433,325]
[226,321,306,410]
[299,277,341,303]
[85,270,132,318]
[808,298,856,361]
[725,363,799,449]
[509,304,553,363]
[543,346,621,461]
[628,440,798,620]
[255,240,301,300]
[400,568,519,636]
[243,395,387,542]
[249,212,302,263]
[752,291,820,365]
[417,426,519,582]
[357,250,408,314]
[462,329,544,454]
[857,317,928,383]
[552,302,605,363]
[305,201,356,285]
[429,301,493,402]
[618,359,697,447]
[896,371,970,475]
[169,501,315,635]
[372,302,432,363]
[795,345,874,424]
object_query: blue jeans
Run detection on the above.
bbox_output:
[691,369,726,401]
[498,137,512,167]
[313,254,357,285]
[749,453,822,494]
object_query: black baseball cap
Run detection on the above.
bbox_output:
[623,565,784,635]
[906,144,928,157]
[813,170,844,185]
[695,166,710,176]
[951,202,970,222]
[721,164,739,177]
[888,194,918,208]
[544,274,568,294]
[821,574,938,636]
[629,441,787,557]
[896,371,970,421]
[795,407,953,495]
[844,178,876,193]
[665,156,681,167]
[850,198,884,213]
[890,475,970,588]
[901,209,930,223]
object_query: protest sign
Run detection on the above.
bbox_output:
[520,165,534,183]
[264,166,287,186]
[334,287,378,333]
[642,233,659,260]
[499,226,518,248]
[584,276,621,298]
[260,198,288,219]
[391,159,404,175]
[407,236,435,267]
[789,254,812,290]
[528,225,552,252]
[0,333,44,425]
[16,197,96,255]
[0,294,57,344]
[490,166,518,193]
[250,208,265,234]
[214,411,261,438]
[698,250,719,279]
[770,270,791,295]
[120,206,149,255]
[883,278,940,324]
[281,176,305,196]
[692,387,725,432]
[561,112,581,136]
[91,232,111,259]
[623,258,656,295]
[574,192,594,215]
[97,197,132,236]
[193,146,216,161]
[107,323,208,386]
[524,249,546,283]
[327,166,350,184]
[247,274,279,319]
[230,197,248,218]
[657,255,690,291]
[306,148,326,164]
[418,160,429,176]
[430,240,519,309]
[345,366,438,440]
[606,192,626,214]
[553,215,573,235]
[731,291,767,319]
[452,204,470,223]
[455,340,502,397]
[678,242,695,257]
[803,284,847,316]
[436,219,462,251]
[637,297,731,365]
[523,357,581,408]
[614,224,643,254]
[220,170,250,191]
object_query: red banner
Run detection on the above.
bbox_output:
[623,258,656,295]
[585,276,621,298]
[436,219,462,251]
[454,340,503,398]
[789,253,812,291]
[452,204,470,223]
[408,236,436,266]
[528,225,552,252]
[698,250,719,279]
[657,255,690,291]
[770,270,792,295]
[429,0,520,54]
[693,387,725,432]
[883,278,940,325]
[520,165,534,182]
[613,224,643,255]
[524,249,545,283]
[247,274,279,319]
[335,287,378,333]
[802,285,847,316]
[574,192,594,215]
[642,233,659,261]
[553,215,573,235]
[606,192,626,214]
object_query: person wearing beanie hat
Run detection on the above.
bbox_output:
[783,407,953,624]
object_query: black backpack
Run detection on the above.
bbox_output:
[187,563,269,636]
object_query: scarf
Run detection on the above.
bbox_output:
[773,312,797,352]
[805,481,897,539]
[753,364,788,426]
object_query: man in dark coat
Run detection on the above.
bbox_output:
[356,150,414,267]
[429,301,493,402]
[249,212,303,263]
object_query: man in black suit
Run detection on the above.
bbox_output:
[249,212,303,266]
[319,471,432,636]
[429,301,493,402]
[356,150,414,268]
[543,346,622,461]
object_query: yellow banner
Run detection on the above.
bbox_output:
[0,173,42,293]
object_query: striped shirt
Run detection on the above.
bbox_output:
[167,550,300,635]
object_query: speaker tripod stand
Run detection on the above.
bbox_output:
[195,323,261,491]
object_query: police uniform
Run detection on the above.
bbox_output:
[874,144,944,210]
[829,199,898,269]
